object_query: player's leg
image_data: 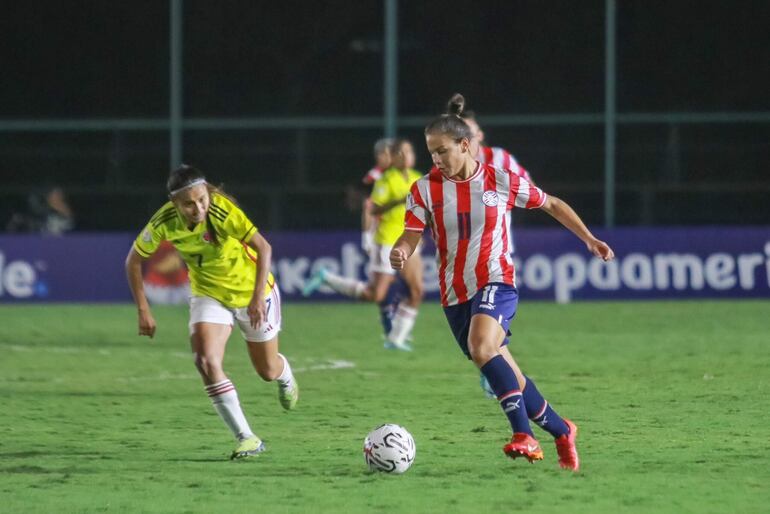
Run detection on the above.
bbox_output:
[236,283,298,411]
[302,244,394,302]
[480,344,524,398]
[497,341,577,469]
[466,284,543,463]
[377,277,405,337]
[245,336,298,410]
[387,251,424,349]
[189,297,261,459]
[366,245,401,337]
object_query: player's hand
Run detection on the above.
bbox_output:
[138,309,157,339]
[390,247,408,270]
[247,296,267,329]
[361,231,374,253]
[587,238,615,262]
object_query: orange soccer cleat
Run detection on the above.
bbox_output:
[554,418,580,471]
[503,433,544,463]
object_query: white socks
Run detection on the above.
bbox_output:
[205,379,253,441]
[388,303,418,345]
[323,272,366,298]
[276,353,295,387]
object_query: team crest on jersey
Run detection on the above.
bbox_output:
[482,190,499,207]
[202,231,213,243]
[142,229,152,242]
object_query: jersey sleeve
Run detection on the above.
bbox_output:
[508,173,548,210]
[218,202,258,242]
[362,166,382,185]
[133,218,166,258]
[404,181,428,232]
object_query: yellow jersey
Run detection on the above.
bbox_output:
[370,168,422,246]
[133,193,274,308]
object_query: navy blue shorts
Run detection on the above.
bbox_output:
[442,283,519,359]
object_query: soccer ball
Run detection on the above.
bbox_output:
[363,423,416,474]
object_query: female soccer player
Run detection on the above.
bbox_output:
[303,139,424,351]
[390,94,614,471]
[125,165,299,460]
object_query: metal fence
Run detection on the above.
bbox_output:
[1,0,768,231]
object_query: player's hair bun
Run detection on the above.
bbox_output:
[446,93,465,117]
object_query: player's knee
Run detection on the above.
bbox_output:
[409,283,424,302]
[467,338,497,366]
[371,288,388,303]
[193,353,223,380]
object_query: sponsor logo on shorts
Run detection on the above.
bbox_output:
[142,229,152,242]
[479,303,494,310]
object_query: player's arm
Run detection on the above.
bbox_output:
[244,230,272,328]
[370,197,406,216]
[125,247,157,338]
[389,230,422,270]
[540,195,614,262]
[361,197,375,252]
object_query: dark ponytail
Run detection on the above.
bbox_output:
[424,93,473,141]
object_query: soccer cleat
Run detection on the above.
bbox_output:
[230,435,265,460]
[301,268,328,297]
[278,379,299,410]
[503,433,544,463]
[480,373,496,399]
[554,418,580,471]
[384,340,413,352]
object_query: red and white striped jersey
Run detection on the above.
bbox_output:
[362,166,384,185]
[477,145,533,183]
[405,162,547,306]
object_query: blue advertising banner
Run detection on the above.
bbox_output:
[0,233,135,303]
[1,228,769,303]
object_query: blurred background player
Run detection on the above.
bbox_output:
[462,112,534,184]
[303,139,424,351]
[390,94,614,470]
[360,137,393,254]
[343,137,409,341]
[142,240,191,305]
[125,165,299,460]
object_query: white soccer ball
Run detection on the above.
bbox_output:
[363,423,416,474]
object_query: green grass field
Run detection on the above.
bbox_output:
[1,300,769,513]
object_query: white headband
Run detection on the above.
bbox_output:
[169,178,207,196]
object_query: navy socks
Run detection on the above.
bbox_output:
[522,375,569,438]
[480,355,533,435]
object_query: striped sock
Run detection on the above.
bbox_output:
[480,355,533,435]
[205,379,254,441]
[522,375,569,438]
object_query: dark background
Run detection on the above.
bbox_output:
[1,0,768,231]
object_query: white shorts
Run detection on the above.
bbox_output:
[188,285,282,343]
[368,244,396,275]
